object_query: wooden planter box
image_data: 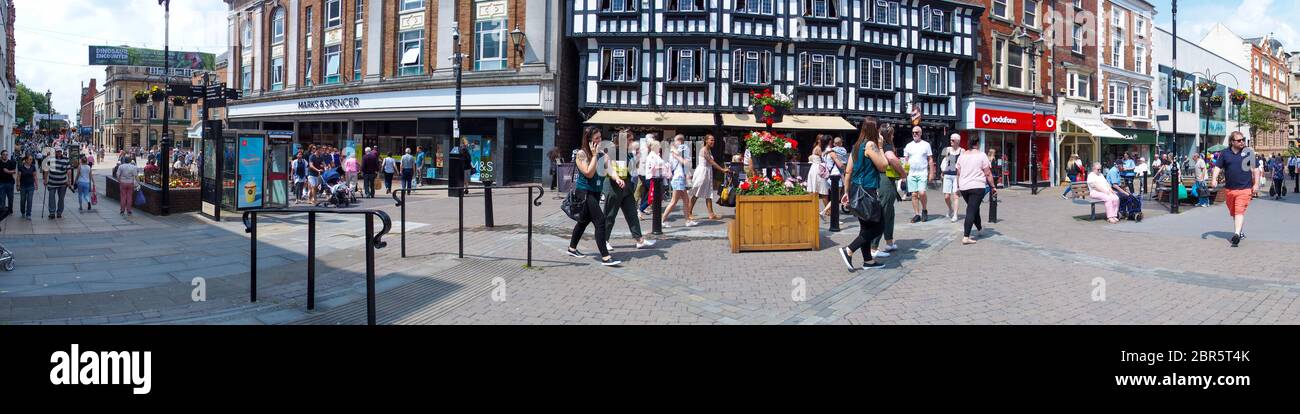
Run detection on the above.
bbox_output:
[105,176,201,215]
[728,193,820,253]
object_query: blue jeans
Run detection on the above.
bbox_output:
[47,185,67,215]
[1194,180,1210,205]
[1062,178,1081,196]
[401,168,414,190]
[0,183,12,211]
[19,185,33,217]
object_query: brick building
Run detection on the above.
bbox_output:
[79,79,98,139]
[97,66,199,152]
[224,0,568,184]
[1096,0,1154,163]
[962,0,1056,186]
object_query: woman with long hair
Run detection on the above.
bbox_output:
[806,134,829,220]
[1060,154,1085,199]
[837,118,889,270]
[567,127,624,266]
[685,134,726,222]
[661,134,692,226]
[870,124,905,257]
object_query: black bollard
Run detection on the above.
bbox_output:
[989,188,998,223]
[484,179,494,228]
[651,178,663,235]
[828,175,841,232]
[1294,171,1298,194]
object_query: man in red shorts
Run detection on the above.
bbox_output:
[1209,131,1259,247]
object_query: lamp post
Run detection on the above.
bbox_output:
[1170,0,1180,214]
[44,90,51,135]
[1192,71,1241,156]
[159,0,173,216]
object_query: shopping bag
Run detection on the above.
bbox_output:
[134,188,146,205]
[1176,184,1188,200]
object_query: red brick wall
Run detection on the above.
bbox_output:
[1052,0,1100,103]
[974,0,1050,101]
[458,0,526,71]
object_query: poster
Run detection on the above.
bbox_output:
[88,46,216,70]
[237,135,265,209]
[469,135,494,183]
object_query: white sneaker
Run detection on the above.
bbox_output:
[950,214,959,223]
[606,242,616,252]
[872,250,891,258]
[882,244,898,252]
[685,220,699,227]
[636,239,657,249]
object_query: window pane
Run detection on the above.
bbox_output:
[1008,44,1023,89]
[745,54,758,84]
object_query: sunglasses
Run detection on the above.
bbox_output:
[1232,139,1245,142]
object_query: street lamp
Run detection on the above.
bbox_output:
[510,24,525,55]
[1170,0,1180,214]
[159,0,172,215]
[1014,29,1043,194]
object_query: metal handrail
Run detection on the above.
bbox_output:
[390,185,544,266]
[242,207,392,325]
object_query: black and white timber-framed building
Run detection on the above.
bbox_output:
[567,0,984,153]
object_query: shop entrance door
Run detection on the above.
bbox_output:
[508,121,543,183]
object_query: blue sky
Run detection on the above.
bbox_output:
[1148,0,1298,50]
[14,0,228,117]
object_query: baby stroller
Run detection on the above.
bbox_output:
[0,207,14,271]
[1118,192,1143,222]
[317,168,355,208]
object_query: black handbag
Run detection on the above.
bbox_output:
[847,186,882,223]
[560,190,586,221]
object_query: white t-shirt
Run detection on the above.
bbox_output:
[116,163,138,184]
[902,140,932,173]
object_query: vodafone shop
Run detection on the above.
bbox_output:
[960,98,1057,187]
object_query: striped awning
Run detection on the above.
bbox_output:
[584,110,715,127]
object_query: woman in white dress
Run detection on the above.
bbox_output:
[686,134,727,222]
[806,135,829,218]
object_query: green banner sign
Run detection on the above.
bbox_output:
[88,46,215,70]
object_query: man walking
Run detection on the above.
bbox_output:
[902,126,934,223]
[1121,152,1137,194]
[939,134,962,223]
[361,146,379,198]
[1209,131,1259,247]
[400,148,416,190]
[414,146,426,188]
[1289,152,1299,193]
[44,148,71,219]
[0,150,15,213]
[1268,154,1285,200]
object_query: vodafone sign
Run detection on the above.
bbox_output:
[974,108,1056,132]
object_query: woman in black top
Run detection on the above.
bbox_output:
[17,156,37,220]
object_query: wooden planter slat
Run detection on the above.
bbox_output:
[728,193,820,253]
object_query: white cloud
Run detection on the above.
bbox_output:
[14,0,229,118]
[1159,0,1299,51]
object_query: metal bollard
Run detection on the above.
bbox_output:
[458,188,465,258]
[307,211,316,310]
[989,188,998,223]
[248,212,257,302]
[399,191,407,257]
[365,213,376,326]
[828,175,841,232]
[484,180,494,228]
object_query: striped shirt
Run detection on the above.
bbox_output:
[46,157,70,187]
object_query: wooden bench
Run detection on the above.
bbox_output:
[1067,182,1106,221]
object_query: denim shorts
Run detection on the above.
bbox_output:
[671,175,687,191]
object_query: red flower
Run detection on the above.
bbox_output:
[773,174,783,183]
[764,88,772,95]
[739,181,751,191]
[786,138,798,149]
[765,118,774,127]
[764,104,775,113]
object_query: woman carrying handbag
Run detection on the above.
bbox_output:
[566,127,625,267]
[837,118,889,271]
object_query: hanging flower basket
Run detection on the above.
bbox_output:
[746,88,793,126]
[1175,87,1193,101]
[1230,89,1248,105]
[1196,81,1216,95]
[1207,95,1223,106]
[133,90,149,104]
[745,130,797,169]
[172,97,187,107]
[150,85,165,102]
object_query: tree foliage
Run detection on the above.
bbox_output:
[1238,97,1287,139]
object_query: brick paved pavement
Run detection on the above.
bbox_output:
[3,176,1300,325]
